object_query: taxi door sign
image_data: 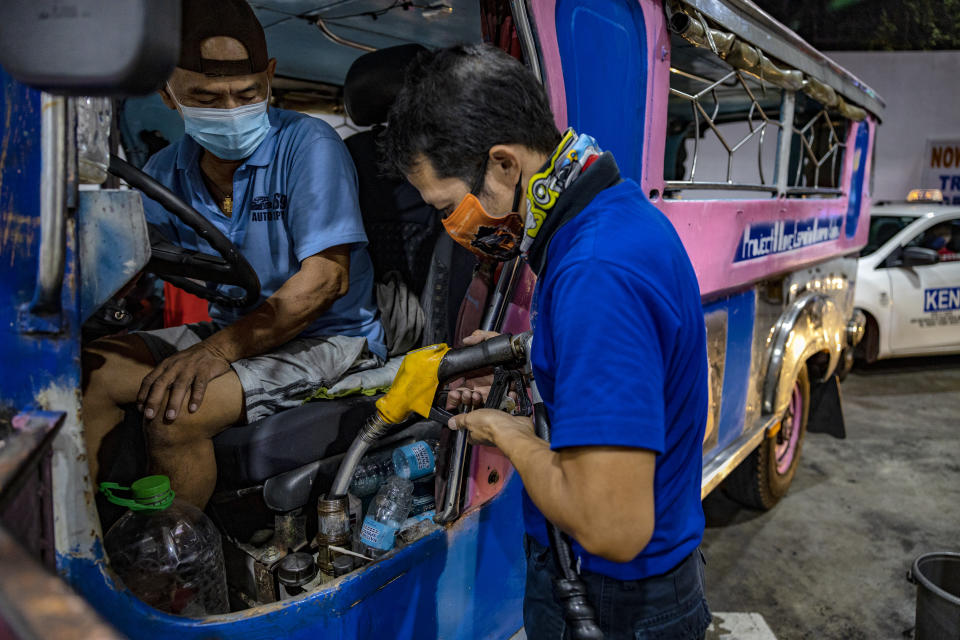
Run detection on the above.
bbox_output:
[924,287,960,312]
[923,139,960,205]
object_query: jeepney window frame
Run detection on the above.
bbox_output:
[663,31,853,200]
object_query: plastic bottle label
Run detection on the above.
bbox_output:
[410,491,435,515]
[400,510,436,530]
[360,516,398,551]
[395,442,435,480]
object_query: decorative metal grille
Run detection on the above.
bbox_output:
[790,106,846,193]
[664,36,849,199]
[668,66,777,193]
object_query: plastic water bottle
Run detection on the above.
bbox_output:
[392,439,440,480]
[349,449,398,497]
[350,439,439,496]
[410,476,436,516]
[100,476,228,616]
[359,476,414,558]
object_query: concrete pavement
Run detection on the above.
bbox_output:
[702,355,960,639]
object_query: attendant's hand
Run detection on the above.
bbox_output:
[445,330,501,410]
[447,408,534,448]
[137,342,232,422]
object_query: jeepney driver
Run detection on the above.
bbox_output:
[82,0,385,509]
[384,45,711,639]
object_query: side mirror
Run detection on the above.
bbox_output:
[0,0,180,96]
[900,246,940,268]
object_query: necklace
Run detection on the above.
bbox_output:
[200,168,233,216]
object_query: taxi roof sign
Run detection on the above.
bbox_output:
[906,189,944,203]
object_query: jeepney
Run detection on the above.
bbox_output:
[0,0,881,637]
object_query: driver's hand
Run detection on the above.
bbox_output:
[137,342,232,422]
[444,330,501,411]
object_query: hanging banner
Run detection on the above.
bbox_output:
[922,139,960,205]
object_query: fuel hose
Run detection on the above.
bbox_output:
[531,381,604,640]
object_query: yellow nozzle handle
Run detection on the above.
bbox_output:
[375,343,450,424]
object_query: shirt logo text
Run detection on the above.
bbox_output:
[251,193,288,222]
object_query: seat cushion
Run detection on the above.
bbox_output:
[212,395,378,488]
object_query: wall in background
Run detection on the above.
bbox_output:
[828,50,960,202]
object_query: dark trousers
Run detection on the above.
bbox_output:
[522,535,711,640]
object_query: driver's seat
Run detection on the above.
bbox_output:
[209,45,477,514]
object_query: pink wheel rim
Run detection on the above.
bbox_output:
[774,381,803,475]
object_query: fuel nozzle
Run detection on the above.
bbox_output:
[373,343,450,425]
[435,331,530,381]
[371,331,530,428]
[325,331,532,539]
[358,411,393,444]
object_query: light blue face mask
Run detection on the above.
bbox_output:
[167,83,271,161]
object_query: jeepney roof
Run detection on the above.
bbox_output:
[250,0,884,121]
[250,1,482,86]
[682,0,884,118]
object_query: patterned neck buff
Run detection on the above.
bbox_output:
[521,128,603,255]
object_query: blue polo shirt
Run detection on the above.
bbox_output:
[141,108,386,359]
[525,179,708,580]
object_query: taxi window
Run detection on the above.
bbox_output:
[948,220,960,255]
[906,218,960,261]
[862,215,914,256]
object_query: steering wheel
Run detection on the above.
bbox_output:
[108,154,260,308]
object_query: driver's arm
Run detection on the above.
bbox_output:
[137,246,349,422]
[203,246,350,362]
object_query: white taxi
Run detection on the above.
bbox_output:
[854,190,960,362]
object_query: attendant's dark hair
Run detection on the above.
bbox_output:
[381,44,561,183]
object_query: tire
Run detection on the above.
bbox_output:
[854,312,879,364]
[837,348,854,382]
[724,365,811,510]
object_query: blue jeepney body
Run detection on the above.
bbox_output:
[0,0,883,637]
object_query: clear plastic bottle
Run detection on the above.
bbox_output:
[409,475,436,516]
[350,439,440,496]
[359,476,414,558]
[392,439,440,480]
[101,476,228,617]
[349,449,397,497]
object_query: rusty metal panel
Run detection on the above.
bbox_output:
[0,525,124,640]
[0,412,65,503]
[0,411,65,572]
[77,189,150,323]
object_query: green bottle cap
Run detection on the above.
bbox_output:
[100,475,175,511]
[132,476,174,508]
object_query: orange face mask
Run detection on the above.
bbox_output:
[441,161,525,261]
[442,194,524,260]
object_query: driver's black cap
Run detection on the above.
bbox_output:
[179,0,268,76]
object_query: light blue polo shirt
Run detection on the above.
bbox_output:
[140,108,386,359]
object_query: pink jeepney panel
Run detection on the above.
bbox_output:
[529,0,876,299]
[463,264,536,511]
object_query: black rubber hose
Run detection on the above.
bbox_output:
[436,334,601,637]
[108,154,260,308]
[533,402,604,640]
[436,332,524,381]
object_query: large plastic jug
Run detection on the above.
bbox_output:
[100,475,228,616]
